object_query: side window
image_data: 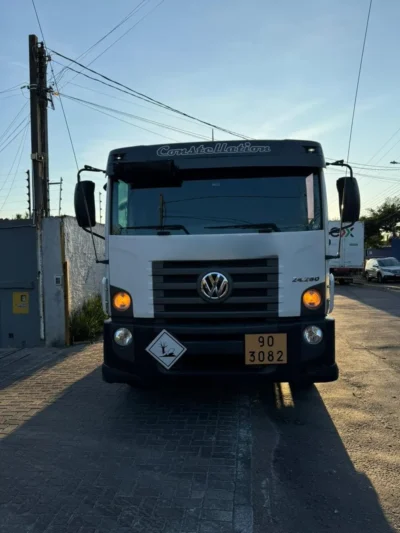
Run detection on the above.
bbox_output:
[118,181,129,228]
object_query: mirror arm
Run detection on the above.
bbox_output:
[326,159,354,178]
[76,164,107,264]
[326,160,356,260]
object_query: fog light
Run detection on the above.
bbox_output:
[114,328,133,347]
[303,326,323,345]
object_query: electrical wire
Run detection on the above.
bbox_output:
[0,117,30,155]
[55,0,152,85]
[66,80,213,128]
[60,93,211,140]
[0,103,28,145]
[0,83,25,94]
[31,0,79,170]
[0,123,29,195]
[0,125,29,215]
[49,49,252,140]
[60,0,165,90]
[61,95,180,142]
[346,0,373,164]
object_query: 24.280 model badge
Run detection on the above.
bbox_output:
[292,276,320,283]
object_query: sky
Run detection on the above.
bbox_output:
[1,0,400,221]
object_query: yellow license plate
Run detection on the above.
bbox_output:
[245,334,287,365]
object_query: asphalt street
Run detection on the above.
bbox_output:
[0,285,399,533]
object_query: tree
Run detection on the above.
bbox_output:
[369,198,400,237]
[13,212,30,220]
[361,197,400,248]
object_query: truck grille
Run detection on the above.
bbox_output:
[152,257,279,322]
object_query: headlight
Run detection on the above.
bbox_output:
[303,326,323,345]
[112,291,131,311]
[114,328,133,346]
[302,289,322,310]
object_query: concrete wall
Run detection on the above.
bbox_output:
[42,218,65,346]
[42,216,106,346]
[62,216,106,313]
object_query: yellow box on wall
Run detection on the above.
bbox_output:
[12,292,29,314]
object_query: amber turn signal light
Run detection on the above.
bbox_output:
[112,291,131,311]
[302,289,322,310]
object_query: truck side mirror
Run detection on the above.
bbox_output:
[74,180,96,228]
[336,177,360,223]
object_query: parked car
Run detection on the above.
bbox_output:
[365,257,400,283]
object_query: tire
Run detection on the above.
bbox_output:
[377,272,383,284]
[366,273,370,282]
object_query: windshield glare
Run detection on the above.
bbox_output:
[111,170,322,235]
[378,258,400,267]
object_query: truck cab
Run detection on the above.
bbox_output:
[74,139,360,387]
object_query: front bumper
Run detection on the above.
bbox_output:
[103,316,336,383]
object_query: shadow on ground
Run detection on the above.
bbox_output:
[253,383,396,533]
[0,344,87,391]
[0,370,396,533]
[335,285,400,318]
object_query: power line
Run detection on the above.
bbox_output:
[31,0,79,171]
[346,0,373,164]
[59,0,165,90]
[61,94,180,142]
[61,93,211,140]
[0,117,30,155]
[55,0,152,85]
[0,125,29,215]
[66,80,212,128]
[0,103,28,145]
[49,49,252,140]
[0,83,25,94]
[325,157,400,171]
[0,123,29,196]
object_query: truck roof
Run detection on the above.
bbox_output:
[106,139,325,174]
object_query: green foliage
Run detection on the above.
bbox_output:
[69,294,106,343]
[361,197,400,248]
[13,213,30,220]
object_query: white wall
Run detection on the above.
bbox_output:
[62,216,106,313]
[42,216,106,346]
[42,218,65,346]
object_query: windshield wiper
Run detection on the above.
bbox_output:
[122,225,190,235]
[205,223,281,232]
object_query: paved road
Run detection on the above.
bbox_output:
[0,286,399,533]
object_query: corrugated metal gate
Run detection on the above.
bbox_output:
[0,220,41,349]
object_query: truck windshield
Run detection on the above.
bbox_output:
[111,169,322,235]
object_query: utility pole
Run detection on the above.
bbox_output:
[26,170,32,218]
[212,129,215,141]
[29,34,50,222]
[99,192,103,223]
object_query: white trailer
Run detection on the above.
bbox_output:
[328,221,365,284]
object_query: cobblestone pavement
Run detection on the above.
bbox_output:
[0,345,253,533]
[0,286,399,533]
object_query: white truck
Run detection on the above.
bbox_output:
[73,140,360,387]
[328,221,365,285]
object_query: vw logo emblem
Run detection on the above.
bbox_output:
[199,272,230,301]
